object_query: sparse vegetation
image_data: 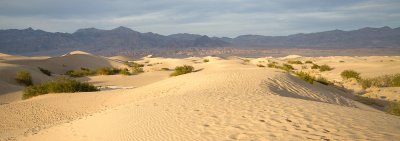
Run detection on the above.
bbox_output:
[319,65,334,72]
[287,60,303,64]
[301,65,308,69]
[341,70,361,80]
[359,74,400,89]
[161,68,170,71]
[315,77,331,85]
[170,65,194,76]
[15,71,33,86]
[257,64,265,67]
[23,77,98,99]
[243,59,250,63]
[339,60,345,63]
[282,64,294,71]
[125,61,144,74]
[386,101,400,116]
[38,67,52,76]
[267,63,294,71]
[65,67,95,77]
[120,68,131,75]
[305,60,313,64]
[96,67,121,75]
[131,66,144,74]
[203,59,209,63]
[294,71,315,84]
[311,64,320,69]
[125,62,144,68]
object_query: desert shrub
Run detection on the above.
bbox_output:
[311,64,320,69]
[125,62,144,68]
[267,63,294,72]
[96,67,120,75]
[287,60,303,64]
[294,71,315,84]
[386,101,400,116]
[359,74,400,89]
[305,60,313,64]
[131,67,144,74]
[120,68,131,75]
[15,71,33,86]
[125,61,144,74]
[339,60,345,63]
[65,68,95,77]
[267,63,278,68]
[341,70,360,80]
[203,59,209,63]
[282,64,294,71]
[161,68,170,71]
[23,77,98,99]
[38,67,52,76]
[243,59,250,63]
[257,64,265,67]
[301,65,308,69]
[319,65,334,72]
[170,65,194,76]
[315,77,331,85]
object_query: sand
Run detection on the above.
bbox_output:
[0,53,400,141]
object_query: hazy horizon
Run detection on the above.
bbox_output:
[1,0,399,37]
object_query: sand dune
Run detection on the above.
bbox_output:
[1,53,400,140]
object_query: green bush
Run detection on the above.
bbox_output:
[267,63,278,68]
[294,71,315,84]
[359,74,400,89]
[311,64,320,69]
[120,68,131,75]
[319,65,334,72]
[38,67,52,76]
[305,61,313,64]
[287,60,303,64]
[386,101,400,116]
[131,67,144,74]
[15,71,33,86]
[257,64,265,67]
[203,59,209,63]
[65,68,96,77]
[170,65,194,76]
[267,63,294,72]
[125,62,144,68]
[282,64,294,71]
[341,70,361,80]
[96,67,120,75]
[23,77,98,99]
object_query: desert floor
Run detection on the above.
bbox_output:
[0,51,399,141]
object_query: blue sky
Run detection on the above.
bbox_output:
[0,0,399,37]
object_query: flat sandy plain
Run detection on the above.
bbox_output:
[0,51,399,141]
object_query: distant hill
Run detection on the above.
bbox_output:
[0,26,399,56]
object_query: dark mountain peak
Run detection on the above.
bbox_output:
[112,26,133,32]
[25,27,34,31]
[74,27,102,34]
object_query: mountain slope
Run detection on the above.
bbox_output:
[0,26,399,56]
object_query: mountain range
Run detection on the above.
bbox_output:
[0,26,399,56]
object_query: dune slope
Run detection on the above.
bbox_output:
[8,61,399,141]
